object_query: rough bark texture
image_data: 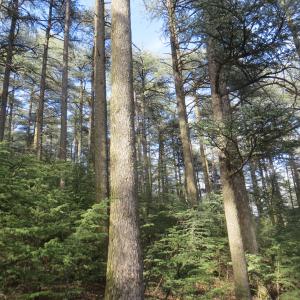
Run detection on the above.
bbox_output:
[34,0,54,159]
[0,0,18,141]
[104,0,144,298]
[59,0,71,162]
[94,0,109,201]
[166,0,198,205]
[233,170,258,253]
[207,37,251,299]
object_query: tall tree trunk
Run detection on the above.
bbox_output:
[34,0,54,159]
[105,0,144,298]
[27,88,34,148]
[207,37,251,299]
[268,157,284,225]
[88,47,95,165]
[233,170,258,253]
[166,0,198,205]
[140,84,152,199]
[158,128,167,196]
[289,153,300,207]
[7,89,14,143]
[249,160,263,217]
[94,0,109,200]
[59,0,71,163]
[195,99,211,193]
[77,80,84,162]
[0,0,18,141]
[259,159,276,224]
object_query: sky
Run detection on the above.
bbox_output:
[80,0,169,55]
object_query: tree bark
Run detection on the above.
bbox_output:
[88,46,95,165]
[94,0,109,200]
[0,0,18,141]
[77,80,84,162]
[166,0,198,205]
[207,37,251,299]
[27,88,35,148]
[249,160,263,217]
[195,99,211,193]
[104,0,144,298]
[7,89,14,143]
[34,0,54,159]
[268,157,284,225]
[59,0,71,162]
[289,153,300,207]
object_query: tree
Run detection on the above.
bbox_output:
[59,0,71,163]
[207,36,251,299]
[104,0,144,298]
[33,0,54,159]
[166,0,199,205]
[94,0,109,201]
[0,0,18,141]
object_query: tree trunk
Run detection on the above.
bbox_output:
[77,80,84,162]
[34,0,54,159]
[207,37,251,299]
[249,160,263,217]
[59,0,71,162]
[0,0,18,141]
[166,0,198,205]
[268,157,284,225]
[7,89,14,143]
[88,47,95,165]
[104,0,144,298]
[94,0,109,201]
[140,84,152,199]
[27,88,34,148]
[195,99,211,193]
[259,159,276,224]
[289,153,300,207]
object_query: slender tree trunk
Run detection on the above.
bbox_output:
[105,0,144,298]
[34,0,54,159]
[207,37,251,299]
[289,153,300,207]
[158,129,167,196]
[27,88,34,148]
[141,88,151,199]
[166,0,198,205]
[285,163,296,209]
[249,160,263,217]
[268,157,284,225]
[77,80,84,162]
[94,0,109,200]
[0,0,18,141]
[7,89,14,143]
[59,0,71,162]
[195,99,211,193]
[89,48,95,165]
[259,159,276,224]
